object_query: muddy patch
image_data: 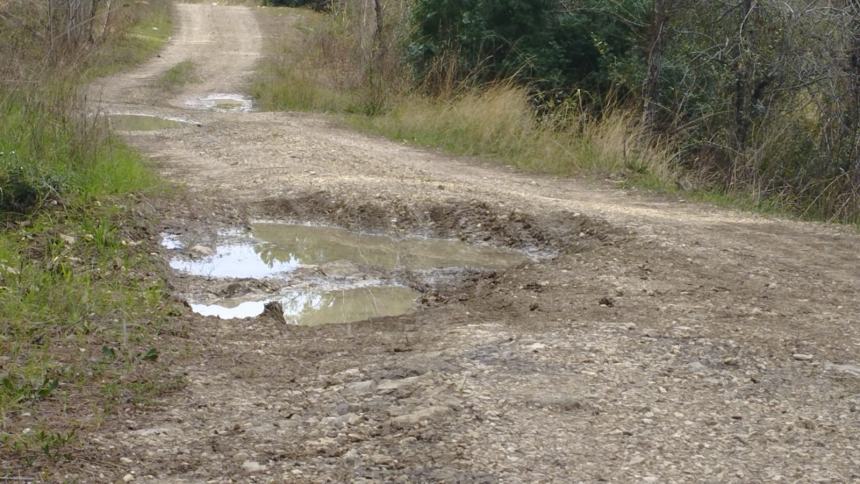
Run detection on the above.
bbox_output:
[260,191,624,253]
[164,223,527,325]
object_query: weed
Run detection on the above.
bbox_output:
[156,60,199,92]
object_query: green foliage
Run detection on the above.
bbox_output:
[408,0,645,93]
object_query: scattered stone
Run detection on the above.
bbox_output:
[242,460,267,473]
[390,406,451,428]
[825,362,860,377]
[525,343,547,353]
[336,413,361,426]
[377,376,423,393]
[190,245,215,257]
[120,457,133,465]
[122,474,135,482]
[336,402,352,415]
[346,380,376,394]
[262,301,287,325]
[0,264,19,275]
[59,234,77,245]
[599,297,615,308]
[793,353,814,362]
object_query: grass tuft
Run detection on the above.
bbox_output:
[156,60,199,92]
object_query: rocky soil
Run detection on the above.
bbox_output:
[58,3,860,482]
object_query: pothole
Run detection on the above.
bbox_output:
[164,223,529,325]
[108,114,191,131]
[191,286,420,324]
[184,93,254,112]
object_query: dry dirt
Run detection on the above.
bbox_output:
[72,3,860,482]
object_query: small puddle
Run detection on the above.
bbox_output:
[165,223,527,326]
[191,286,419,324]
[108,114,187,131]
[185,93,254,112]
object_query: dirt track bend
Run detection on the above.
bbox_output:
[83,3,860,482]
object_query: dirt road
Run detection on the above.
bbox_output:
[82,3,860,482]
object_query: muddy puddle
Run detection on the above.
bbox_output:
[165,223,527,325]
[185,93,254,112]
[253,223,527,271]
[108,114,188,131]
[191,286,419,324]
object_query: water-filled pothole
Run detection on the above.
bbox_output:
[252,222,527,271]
[191,286,419,324]
[185,93,254,112]
[108,114,188,131]
[164,223,528,324]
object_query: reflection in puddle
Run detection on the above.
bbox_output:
[252,223,527,271]
[281,286,418,325]
[191,300,267,319]
[190,286,419,324]
[170,243,299,278]
[109,114,187,131]
[167,224,524,280]
[185,93,254,112]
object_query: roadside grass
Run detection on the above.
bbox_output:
[156,60,199,93]
[0,0,182,470]
[252,9,673,181]
[345,86,675,182]
[252,5,859,227]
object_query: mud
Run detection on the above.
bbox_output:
[51,3,860,483]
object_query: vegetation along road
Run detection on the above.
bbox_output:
[3,1,860,482]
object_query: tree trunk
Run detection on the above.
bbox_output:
[642,0,670,132]
[733,0,756,155]
[848,0,860,178]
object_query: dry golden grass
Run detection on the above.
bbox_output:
[350,84,676,181]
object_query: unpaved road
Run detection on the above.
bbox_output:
[80,3,860,482]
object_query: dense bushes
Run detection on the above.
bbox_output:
[408,0,643,95]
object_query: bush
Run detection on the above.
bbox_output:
[408,0,644,94]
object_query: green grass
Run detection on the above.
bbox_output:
[156,60,199,92]
[0,93,183,467]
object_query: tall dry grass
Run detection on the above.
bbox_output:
[253,2,676,184]
[353,84,676,180]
